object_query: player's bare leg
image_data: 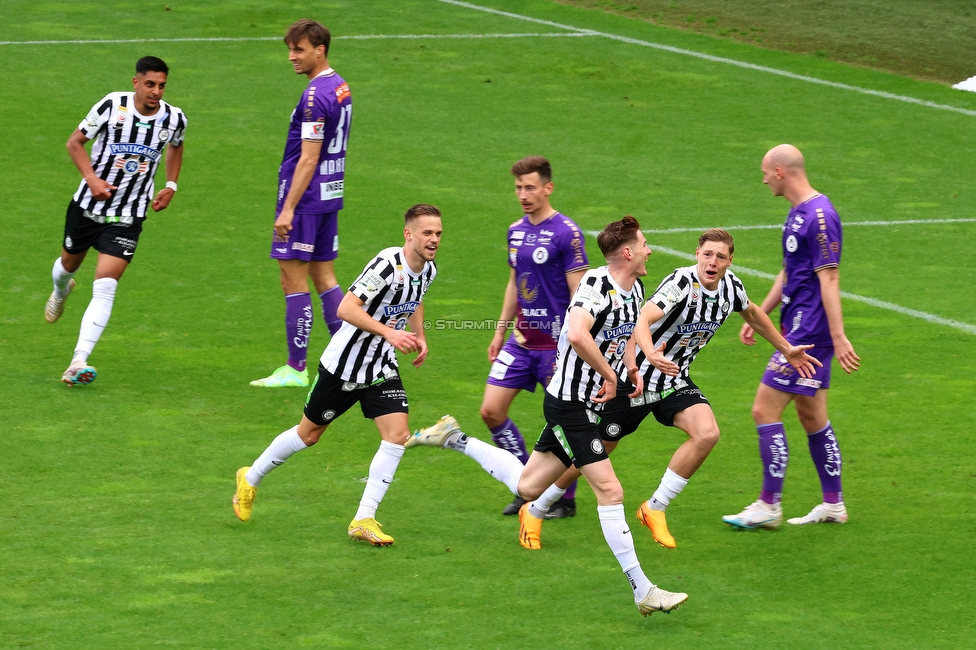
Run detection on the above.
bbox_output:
[252,259,312,387]
[638,405,720,548]
[578,459,688,616]
[62,252,129,386]
[348,413,409,546]
[235,415,325,521]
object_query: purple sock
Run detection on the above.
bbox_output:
[489,418,528,465]
[807,422,843,504]
[319,286,344,335]
[285,292,312,372]
[758,422,789,504]
[563,480,578,501]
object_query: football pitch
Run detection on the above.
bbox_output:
[2,0,975,647]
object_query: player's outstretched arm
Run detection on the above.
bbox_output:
[740,270,785,345]
[152,141,184,212]
[488,268,518,362]
[816,266,860,374]
[633,302,678,377]
[66,129,116,201]
[566,306,617,403]
[739,302,822,378]
[407,303,428,368]
[336,291,419,354]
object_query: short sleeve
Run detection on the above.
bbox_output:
[169,112,187,147]
[809,210,842,271]
[571,275,607,318]
[651,273,688,314]
[350,257,394,302]
[561,225,588,274]
[300,86,332,142]
[730,275,750,312]
[78,95,113,139]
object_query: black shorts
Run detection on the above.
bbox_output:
[599,380,710,441]
[534,392,609,469]
[63,200,144,261]
[303,365,409,426]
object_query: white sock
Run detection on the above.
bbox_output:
[649,468,689,511]
[354,441,405,520]
[52,258,74,297]
[529,484,566,519]
[463,436,524,495]
[73,277,118,363]
[246,426,308,486]
[598,504,653,600]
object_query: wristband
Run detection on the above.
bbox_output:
[165,181,178,192]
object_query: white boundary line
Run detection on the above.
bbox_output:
[583,232,976,335]
[439,0,976,118]
[641,218,976,235]
[0,32,594,46]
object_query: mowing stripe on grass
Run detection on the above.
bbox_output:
[0,32,595,46]
[584,233,976,335]
[440,0,976,118]
[642,218,976,234]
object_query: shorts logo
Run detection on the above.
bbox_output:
[322,410,337,421]
[532,247,549,264]
[797,377,822,388]
[606,423,622,438]
[292,242,315,252]
[786,235,798,253]
[590,439,605,454]
[65,236,73,248]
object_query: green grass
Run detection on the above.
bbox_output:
[560,0,976,83]
[2,0,975,647]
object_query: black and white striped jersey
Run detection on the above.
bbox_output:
[637,265,750,393]
[320,246,436,384]
[72,92,187,221]
[547,266,644,405]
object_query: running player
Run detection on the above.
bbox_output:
[234,205,441,546]
[252,19,353,388]
[724,144,860,529]
[482,156,588,516]
[46,56,187,386]
[409,217,689,618]
[519,229,821,549]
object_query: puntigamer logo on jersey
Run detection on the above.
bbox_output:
[677,322,721,334]
[108,143,161,162]
[604,323,635,339]
[384,302,421,317]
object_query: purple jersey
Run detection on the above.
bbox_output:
[507,212,589,350]
[780,194,842,346]
[277,69,352,214]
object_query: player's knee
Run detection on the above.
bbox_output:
[698,425,720,450]
[516,480,543,502]
[479,403,505,428]
[298,424,326,446]
[385,429,411,446]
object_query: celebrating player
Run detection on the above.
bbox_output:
[724,144,860,529]
[409,217,689,618]
[252,19,353,388]
[46,56,186,386]
[520,229,821,549]
[234,204,441,546]
[481,156,588,517]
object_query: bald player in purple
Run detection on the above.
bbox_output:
[724,144,860,530]
[252,19,353,388]
[481,156,589,517]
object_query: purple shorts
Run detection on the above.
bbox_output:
[760,345,833,397]
[270,211,339,262]
[486,335,557,393]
